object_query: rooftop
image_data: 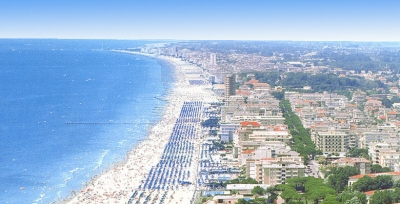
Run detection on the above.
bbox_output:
[240,121,262,127]
[350,172,400,179]
[331,157,371,165]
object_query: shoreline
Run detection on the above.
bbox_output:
[64,52,217,203]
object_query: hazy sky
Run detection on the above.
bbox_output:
[1,0,399,41]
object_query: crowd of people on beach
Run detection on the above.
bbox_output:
[128,102,202,203]
[65,55,218,204]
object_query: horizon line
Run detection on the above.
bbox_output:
[1,37,400,43]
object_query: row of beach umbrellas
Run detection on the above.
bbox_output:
[138,102,202,191]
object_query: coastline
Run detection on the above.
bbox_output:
[64,52,217,203]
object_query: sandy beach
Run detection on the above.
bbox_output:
[64,53,217,204]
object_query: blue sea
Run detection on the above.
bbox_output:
[0,39,175,203]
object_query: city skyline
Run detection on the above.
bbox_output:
[1,0,400,41]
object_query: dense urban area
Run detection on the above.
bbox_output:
[135,41,400,204]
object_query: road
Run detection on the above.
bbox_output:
[306,160,323,178]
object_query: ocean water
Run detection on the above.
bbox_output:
[0,39,175,203]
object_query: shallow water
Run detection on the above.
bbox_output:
[0,39,174,203]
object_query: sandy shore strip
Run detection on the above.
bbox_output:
[64,53,218,204]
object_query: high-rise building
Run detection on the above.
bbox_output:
[225,75,235,99]
[210,53,217,66]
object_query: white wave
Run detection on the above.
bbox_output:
[95,149,109,170]
[69,167,79,173]
[118,140,127,145]
[33,192,45,204]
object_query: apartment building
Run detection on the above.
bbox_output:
[331,157,371,174]
[315,130,349,154]
[359,131,390,149]
[238,141,285,165]
[240,146,277,166]
[236,121,290,142]
[369,142,400,171]
[246,156,305,185]
[248,130,291,143]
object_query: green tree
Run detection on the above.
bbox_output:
[318,156,326,164]
[369,190,392,204]
[346,148,369,159]
[391,188,400,203]
[265,186,278,203]
[237,198,248,204]
[280,186,302,203]
[278,177,337,204]
[393,179,400,188]
[279,100,317,163]
[345,197,362,204]
[327,166,360,193]
[251,186,266,197]
[352,175,393,192]
[322,195,340,204]
[352,176,374,192]
[382,98,393,108]
[371,164,392,173]
[305,178,336,204]
[240,177,259,184]
[328,173,350,192]
[254,71,281,86]
[306,186,336,204]
[375,175,393,190]
[337,190,367,204]
[252,198,268,204]
[271,91,285,100]
[391,96,400,103]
